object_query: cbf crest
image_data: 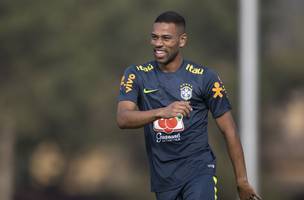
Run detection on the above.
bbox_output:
[180,83,193,100]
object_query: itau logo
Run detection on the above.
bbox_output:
[153,115,184,134]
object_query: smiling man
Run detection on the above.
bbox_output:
[117,11,261,200]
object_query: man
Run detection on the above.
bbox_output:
[117,11,261,200]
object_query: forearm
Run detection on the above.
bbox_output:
[117,100,192,129]
[225,131,262,199]
[117,108,162,129]
[224,131,248,185]
[215,112,249,185]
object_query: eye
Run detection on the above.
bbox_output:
[151,34,158,40]
[162,35,172,41]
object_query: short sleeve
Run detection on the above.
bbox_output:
[118,66,140,104]
[203,69,232,118]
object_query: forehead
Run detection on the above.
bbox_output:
[152,22,179,35]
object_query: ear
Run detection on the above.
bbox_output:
[179,33,187,48]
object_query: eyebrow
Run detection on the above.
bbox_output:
[151,33,173,37]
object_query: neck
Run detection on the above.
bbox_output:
[158,53,183,73]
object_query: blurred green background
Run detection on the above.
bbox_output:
[0,0,303,200]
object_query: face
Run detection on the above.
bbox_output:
[150,22,187,65]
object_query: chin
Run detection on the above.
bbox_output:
[155,57,168,64]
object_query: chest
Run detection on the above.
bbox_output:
[139,72,205,107]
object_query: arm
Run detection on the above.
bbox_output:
[215,111,261,200]
[117,100,192,129]
[117,100,161,129]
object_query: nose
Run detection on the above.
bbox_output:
[152,38,163,48]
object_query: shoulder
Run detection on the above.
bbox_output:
[123,60,156,75]
[183,60,219,78]
[203,67,219,78]
[183,60,205,75]
[134,60,156,73]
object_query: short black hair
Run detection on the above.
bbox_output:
[154,11,186,32]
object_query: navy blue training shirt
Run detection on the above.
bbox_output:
[118,60,231,192]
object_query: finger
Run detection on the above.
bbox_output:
[180,105,191,117]
[253,194,262,200]
[250,193,262,200]
[248,191,262,200]
[176,101,187,106]
[247,195,254,200]
[184,101,193,111]
[176,105,190,114]
[245,194,254,200]
[174,103,191,117]
[172,102,186,110]
[180,100,191,106]
[175,109,187,117]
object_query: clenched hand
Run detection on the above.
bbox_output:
[158,101,192,118]
[237,182,262,200]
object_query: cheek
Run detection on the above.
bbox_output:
[167,42,180,52]
[150,39,155,46]
[164,40,177,48]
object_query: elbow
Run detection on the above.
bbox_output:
[116,115,129,129]
[117,121,128,129]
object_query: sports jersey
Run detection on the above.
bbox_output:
[118,60,231,192]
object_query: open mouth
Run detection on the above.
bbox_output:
[154,49,167,58]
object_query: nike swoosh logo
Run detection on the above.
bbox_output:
[143,88,159,94]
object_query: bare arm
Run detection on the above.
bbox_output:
[117,101,161,129]
[116,100,192,129]
[215,111,261,200]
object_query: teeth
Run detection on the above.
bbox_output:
[155,50,165,54]
[154,49,166,58]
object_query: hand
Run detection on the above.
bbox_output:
[237,182,262,200]
[158,101,192,118]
